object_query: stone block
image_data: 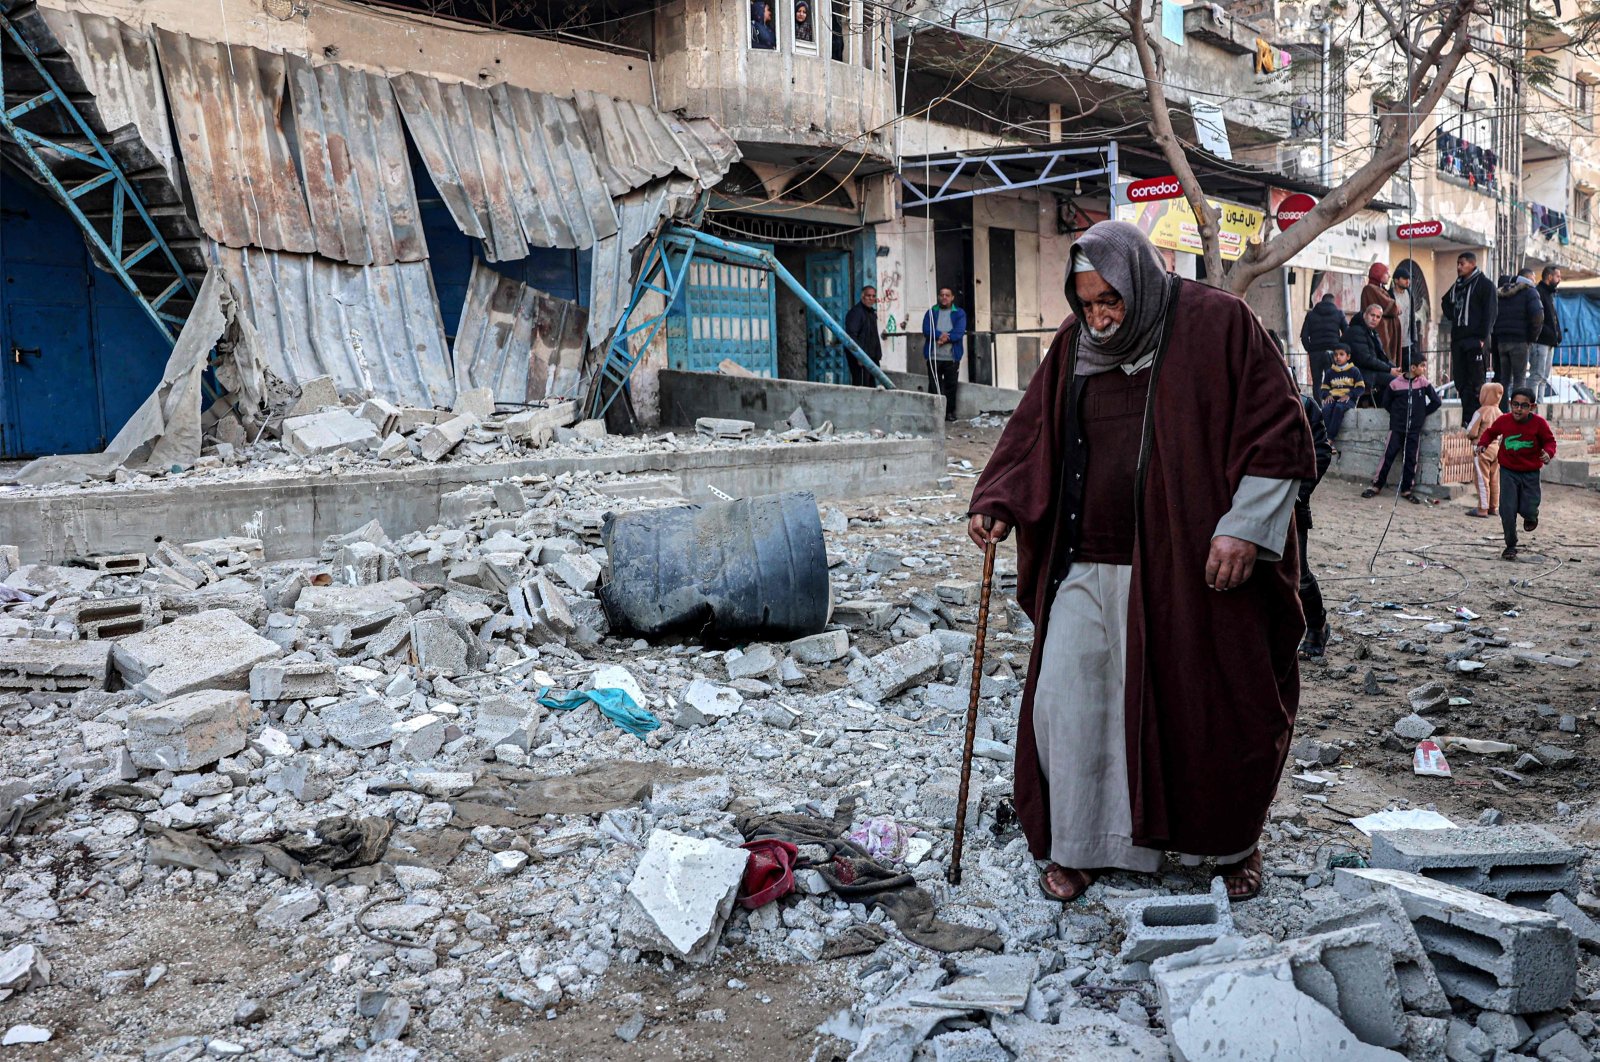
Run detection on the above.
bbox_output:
[333,541,394,585]
[322,697,401,750]
[249,661,337,702]
[787,629,849,664]
[1117,878,1235,965]
[453,386,496,418]
[1305,892,1451,1016]
[934,578,981,606]
[493,481,526,514]
[847,633,943,704]
[725,644,778,681]
[358,397,401,437]
[75,596,160,640]
[294,580,423,628]
[694,417,754,440]
[620,830,748,964]
[506,575,575,644]
[281,408,379,456]
[287,375,338,416]
[1369,825,1582,905]
[0,638,112,692]
[503,401,576,442]
[676,680,742,727]
[412,612,472,675]
[475,695,544,752]
[112,610,282,701]
[127,689,254,771]
[392,714,445,762]
[418,414,475,462]
[1335,867,1577,1012]
[86,552,147,575]
[550,551,601,594]
[831,599,897,631]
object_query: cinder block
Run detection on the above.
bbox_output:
[1305,893,1451,1016]
[1281,925,1407,1049]
[86,553,148,574]
[1335,867,1577,1013]
[0,637,112,691]
[1118,878,1235,965]
[249,660,338,702]
[1369,825,1582,905]
[75,596,160,639]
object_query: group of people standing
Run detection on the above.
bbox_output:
[842,283,969,422]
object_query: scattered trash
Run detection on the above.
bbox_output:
[537,686,660,738]
[846,817,915,864]
[1349,810,1457,837]
[1413,740,1452,777]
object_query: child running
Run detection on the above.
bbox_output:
[1464,380,1504,519]
[1474,386,1558,561]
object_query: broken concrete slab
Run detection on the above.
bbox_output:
[453,386,496,419]
[127,689,254,771]
[286,375,338,417]
[294,580,424,628]
[4,563,100,595]
[726,644,779,682]
[846,633,943,704]
[322,697,402,750]
[990,1011,1170,1061]
[1335,867,1577,1012]
[505,575,575,645]
[550,552,602,594]
[249,660,337,702]
[475,695,544,752]
[1368,825,1581,905]
[1165,964,1405,1062]
[112,610,282,701]
[787,629,850,665]
[620,830,748,965]
[677,679,742,727]
[281,408,380,456]
[1303,892,1451,1016]
[418,414,476,462]
[0,638,112,692]
[906,955,1038,1014]
[503,401,576,443]
[0,944,51,992]
[1117,878,1235,966]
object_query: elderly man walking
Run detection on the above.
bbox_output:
[967,221,1315,903]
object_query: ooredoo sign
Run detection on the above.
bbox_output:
[1275,192,1317,232]
[1395,220,1444,239]
[1126,176,1184,202]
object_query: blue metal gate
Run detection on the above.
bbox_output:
[805,251,852,383]
[666,245,777,376]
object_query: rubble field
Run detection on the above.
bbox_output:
[2,421,1599,1061]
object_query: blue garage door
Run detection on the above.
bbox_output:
[667,247,778,376]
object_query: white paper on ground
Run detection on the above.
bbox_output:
[1348,809,1458,837]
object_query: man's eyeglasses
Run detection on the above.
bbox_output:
[1509,401,1535,409]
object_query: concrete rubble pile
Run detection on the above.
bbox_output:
[2,469,1600,1060]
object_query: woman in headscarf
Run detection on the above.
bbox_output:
[1361,262,1403,365]
[967,221,1315,904]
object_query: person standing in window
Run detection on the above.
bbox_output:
[794,0,814,44]
[751,1,776,49]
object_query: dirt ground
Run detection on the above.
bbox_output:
[8,421,1599,1061]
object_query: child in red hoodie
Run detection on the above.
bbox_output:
[1474,386,1558,561]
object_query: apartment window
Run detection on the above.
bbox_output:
[1577,77,1595,130]
[830,0,848,62]
[862,9,874,70]
[751,0,777,49]
[1579,192,1594,224]
[793,0,817,52]
[1326,48,1349,141]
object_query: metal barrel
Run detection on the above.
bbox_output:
[598,491,831,643]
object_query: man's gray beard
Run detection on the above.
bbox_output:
[1086,320,1122,341]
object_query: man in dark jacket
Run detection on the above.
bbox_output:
[1342,302,1396,400]
[1297,392,1334,658]
[1532,266,1564,397]
[843,286,884,387]
[1442,251,1497,425]
[1492,268,1544,400]
[1300,293,1346,391]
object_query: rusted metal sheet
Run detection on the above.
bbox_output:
[285,55,425,266]
[392,74,739,262]
[36,9,182,192]
[453,260,589,405]
[587,178,701,348]
[213,246,453,409]
[156,30,315,255]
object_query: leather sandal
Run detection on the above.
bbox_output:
[1361,487,1379,499]
[1217,849,1264,902]
[1039,864,1100,903]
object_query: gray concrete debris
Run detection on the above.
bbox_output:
[74,596,161,639]
[412,612,476,675]
[255,886,323,930]
[989,1011,1170,1061]
[550,551,602,594]
[358,397,401,436]
[502,401,576,443]
[648,775,733,816]
[5,563,101,595]
[286,375,338,417]
[619,830,748,965]
[1368,825,1582,905]
[249,660,337,702]
[1394,713,1436,740]
[926,1027,1008,1062]
[112,611,282,701]
[677,680,743,727]
[454,386,496,419]
[322,698,402,750]
[281,408,380,456]
[1408,680,1450,712]
[475,695,544,752]
[1303,893,1451,1016]
[1335,867,1578,1012]
[294,580,424,628]
[418,414,477,462]
[832,599,897,631]
[1546,893,1600,951]
[846,633,943,704]
[695,417,755,440]
[906,955,1038,1014]
[788,629,851,664]
[392,714,446,762]
[127,689,255,771]
[725,644,779,682]
[0,944,50,992]
[0,638,112,692]
[1117,877,1234,967]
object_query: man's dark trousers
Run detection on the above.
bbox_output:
[1452,336,1487,426]
[1296,523,1325,636]
[1501,468,1542,549]
[1373,430,1423,494]
[849,354,882,388]
[926,358,960,421]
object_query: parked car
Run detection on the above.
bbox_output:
[1436,374,1596,405]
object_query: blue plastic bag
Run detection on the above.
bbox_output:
[537,686,660,738]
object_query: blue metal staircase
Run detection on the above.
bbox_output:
[0,5,200,340]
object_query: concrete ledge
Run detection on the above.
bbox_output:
[884,370,1025,418]
[658,370,944,436]
[2,436,945,563]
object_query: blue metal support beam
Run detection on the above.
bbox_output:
[0,13,197,343]
[899,143,1117,209]
[588,225,895,421]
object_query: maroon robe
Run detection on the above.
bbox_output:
[970,279,1316,859]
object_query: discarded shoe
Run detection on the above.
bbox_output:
[737,838,799,909]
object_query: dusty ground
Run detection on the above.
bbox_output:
[6,420,1599,1060]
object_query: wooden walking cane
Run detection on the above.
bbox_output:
[948,535,998,886]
